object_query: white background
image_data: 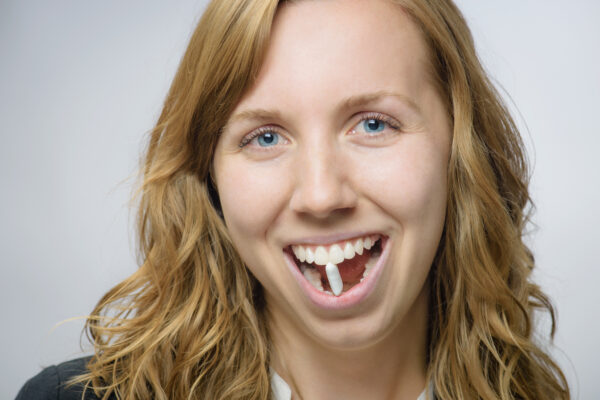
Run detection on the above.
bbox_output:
[1,1,598,398]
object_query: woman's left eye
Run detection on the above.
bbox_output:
[350,113,401,137]
[361,119,386,133]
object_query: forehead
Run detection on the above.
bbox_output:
[232,0,434,118]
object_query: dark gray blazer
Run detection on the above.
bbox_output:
[16,357,112,400]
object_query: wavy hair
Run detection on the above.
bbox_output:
[73,0,570,399]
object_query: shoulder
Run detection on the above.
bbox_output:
[16,357,108,400]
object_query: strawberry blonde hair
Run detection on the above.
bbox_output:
[73,0,570,398]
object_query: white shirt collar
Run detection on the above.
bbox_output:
[270,369,429,400]
[270,368,293,400]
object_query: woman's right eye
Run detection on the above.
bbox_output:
[239,128,285,149]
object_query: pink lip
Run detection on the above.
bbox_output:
[283,236,390,310]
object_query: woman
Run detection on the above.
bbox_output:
[17,0,570,399]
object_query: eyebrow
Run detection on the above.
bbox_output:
[226,108,285,126]
[225,90,422,127]
[341,90,422,115]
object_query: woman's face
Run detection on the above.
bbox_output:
[213,0,451,349]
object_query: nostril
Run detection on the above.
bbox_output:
[289,150,358,216]
[289,183,358,218]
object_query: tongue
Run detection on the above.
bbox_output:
[315,249,371,285]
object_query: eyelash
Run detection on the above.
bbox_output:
[353,112,402,135]
[238,112,402,148]
[238,126,284,148]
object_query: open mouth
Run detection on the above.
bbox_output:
[285,234,385,296]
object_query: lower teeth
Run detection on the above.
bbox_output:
[303,267,324,291]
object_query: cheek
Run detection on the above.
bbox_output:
[216,158,290,242]
[215,158,291,287]
[357,137,448,224]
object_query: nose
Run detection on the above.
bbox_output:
[289,140,358,219]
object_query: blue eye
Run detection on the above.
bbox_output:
[351,113,401,139]
[256,132,279,147]
[239,126,287,149]
[362,119,385,133]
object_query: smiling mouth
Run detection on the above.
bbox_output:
[285,234,384,296]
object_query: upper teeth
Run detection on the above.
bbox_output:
[291,235,380,266]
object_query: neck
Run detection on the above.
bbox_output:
[267,287,429,400]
